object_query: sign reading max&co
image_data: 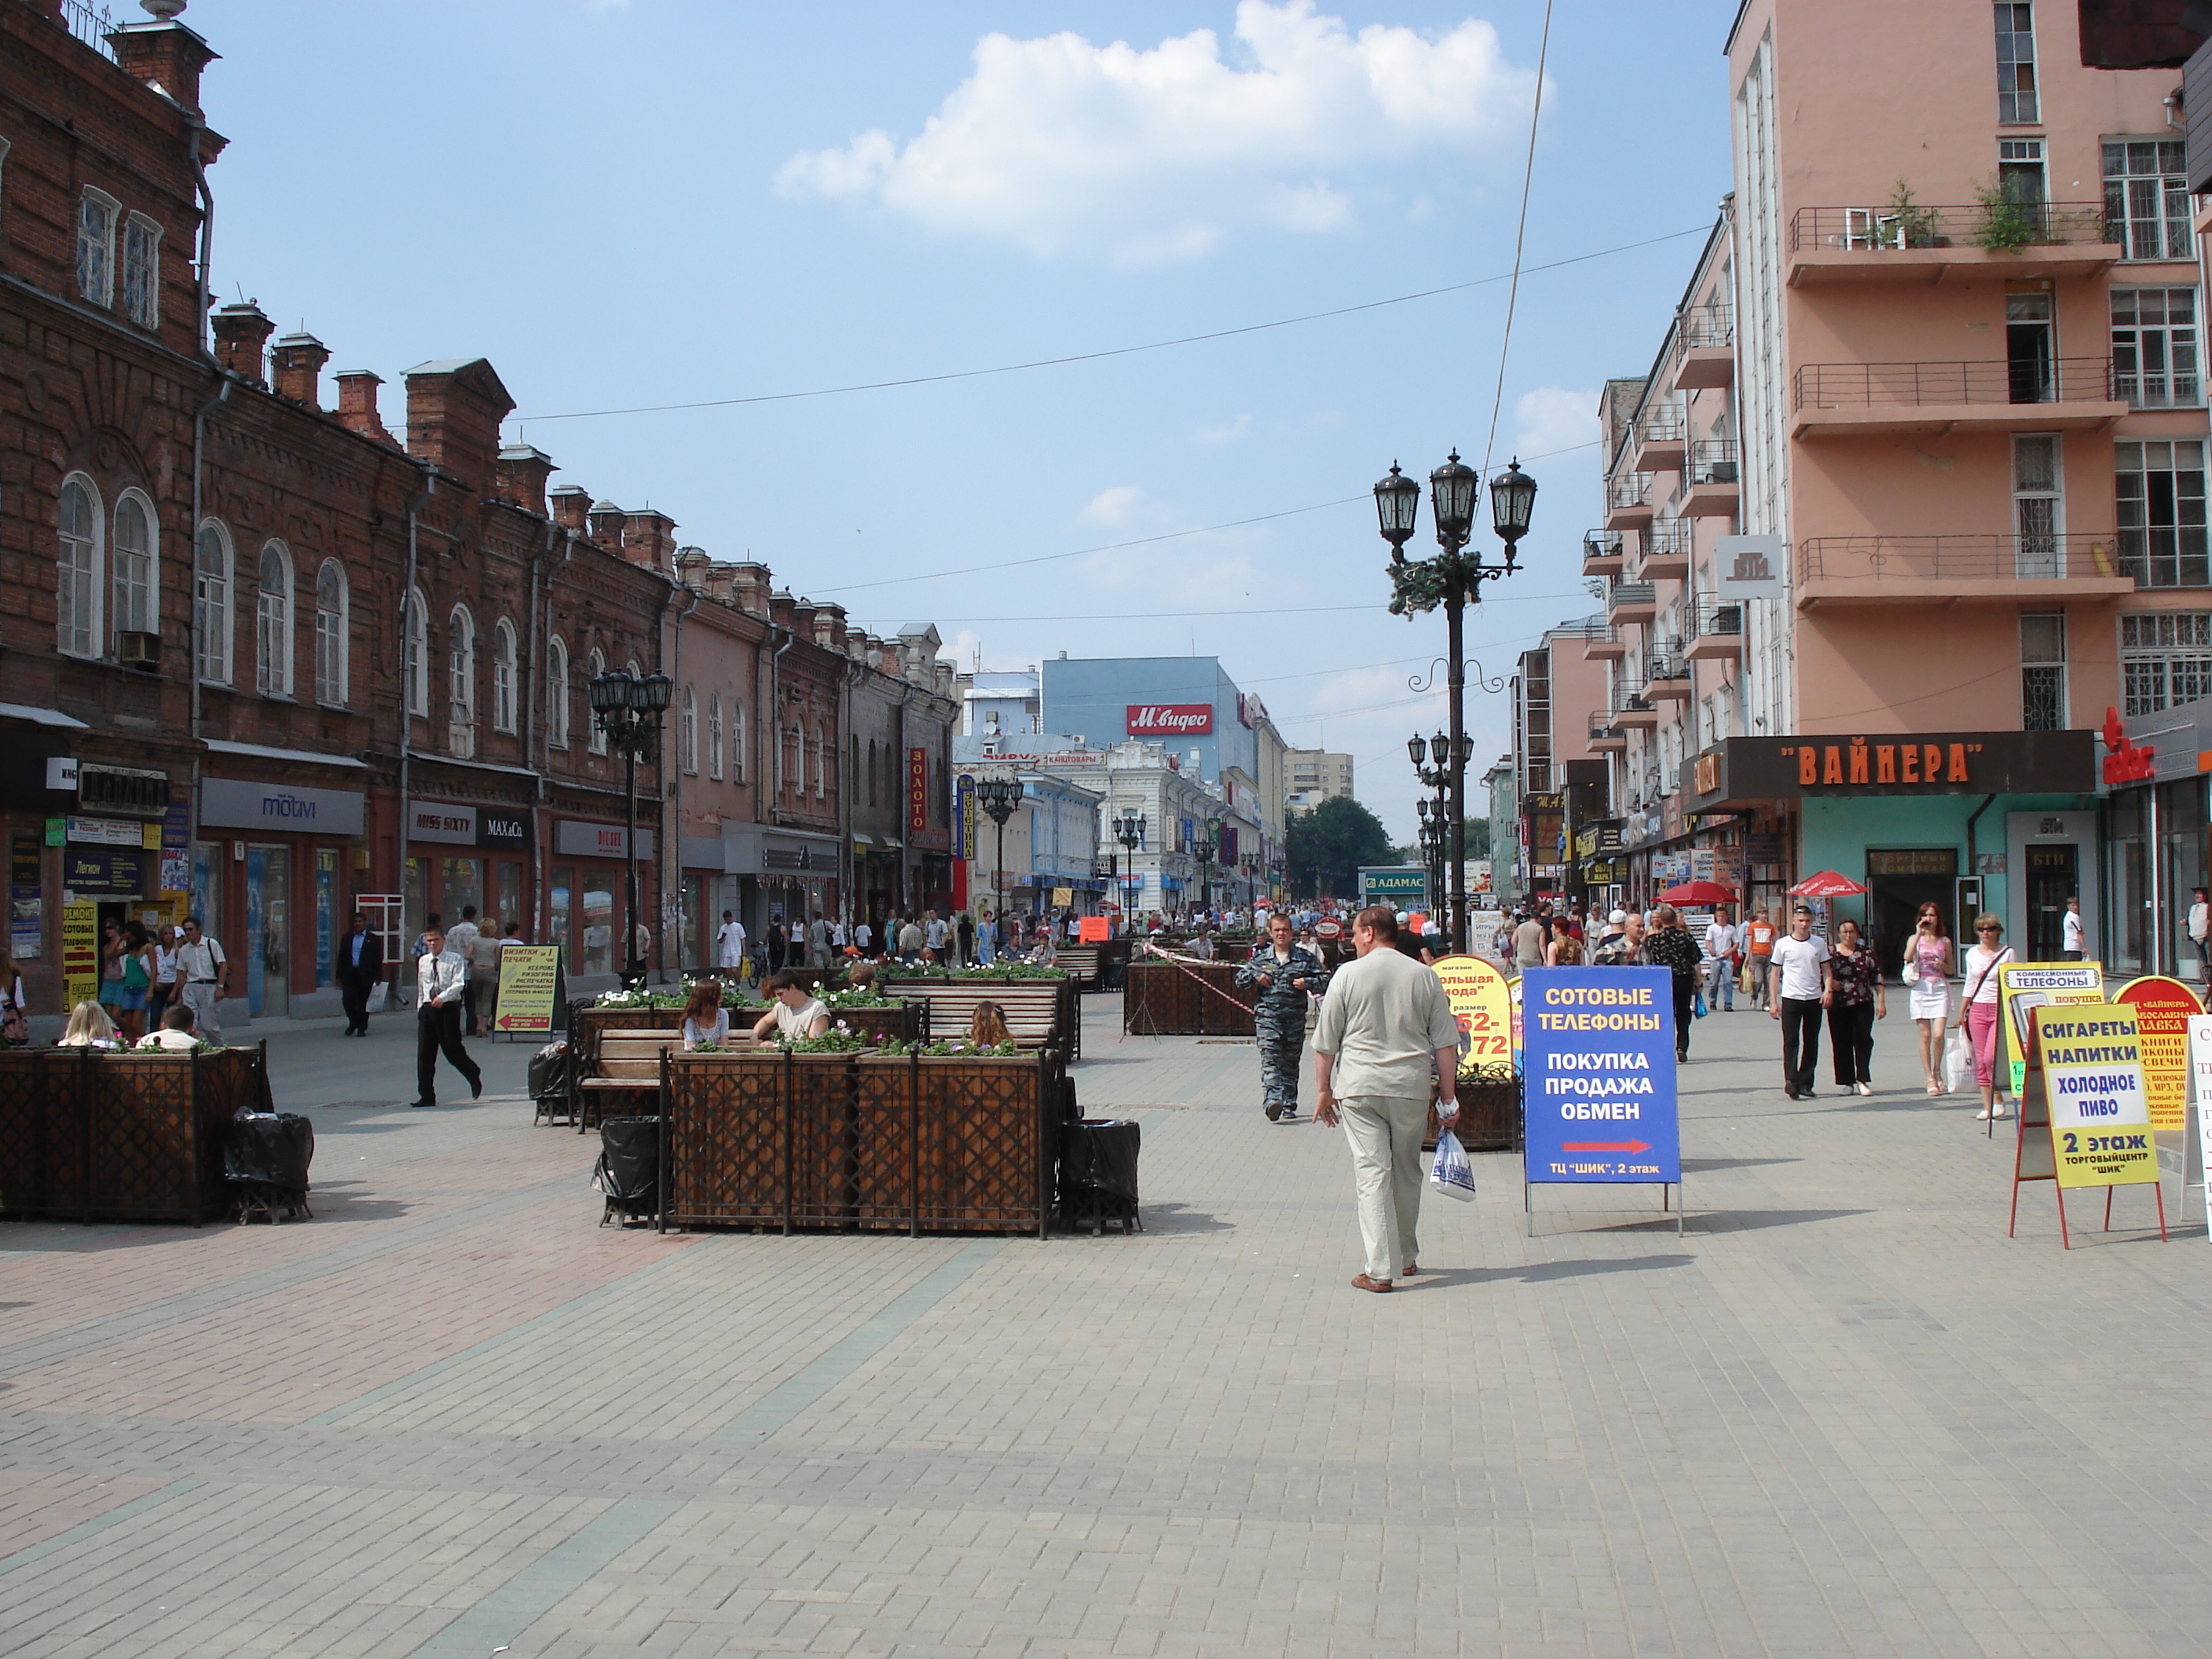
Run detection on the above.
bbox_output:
[1690,730,2095,807]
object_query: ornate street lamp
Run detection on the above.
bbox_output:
[1115,808,1146,918]
[974,776,1020,920]
[590,666,669,985]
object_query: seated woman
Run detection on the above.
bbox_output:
[137,1005,199,1051]
[679,980,730,1051]
[844,959,877,994]
[751,969,831,1044]
[59,1001,119,1049]
[970,1001,1011,1048]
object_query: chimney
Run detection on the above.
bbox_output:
[813,602,848,653]
[933,662,954,698]
[333,370,397,445]
[495,444,558,516]
[211,301,273,383]
[107,8,220,115]
[877,643,903,677]
[269,331,330,408]
[769,589,797,629]
[703,562,738,605]
[675,547,711,591]
[402,358,515,490]
[622,508,677,573]
[789,596,818,639]
[727,562,771,618]
[586,499,624,551]
[548,485,591,532]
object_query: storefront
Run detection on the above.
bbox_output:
[548,817,654,982]
[2107,702,2212,979]
[405,797,533,959]
[197,771,369,1020]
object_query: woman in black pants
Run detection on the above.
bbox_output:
[1827,917,1887,1095]
[1642,904,1705,1062]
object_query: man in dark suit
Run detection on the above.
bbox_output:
[336,912,385,1037]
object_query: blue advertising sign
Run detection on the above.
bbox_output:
[1521,965,1681,1185]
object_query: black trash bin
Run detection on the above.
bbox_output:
[1058,1117,1142,1235]
[225,1111,316,1223]
[594,1115,661,1226]
[529,1040,575,1126]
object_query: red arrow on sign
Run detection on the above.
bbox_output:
[1561,1140,1651,1153]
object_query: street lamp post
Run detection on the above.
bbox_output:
[1196,815,1222,917]
[1378,455,1536,951]
[1115,808,1146,921]
[974,776,1020,928]
[1409,732,1451,918]
[588,667,673,985]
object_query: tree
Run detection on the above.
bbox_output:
[1285,796,1396,900]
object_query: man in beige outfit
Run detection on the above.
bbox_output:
[1312,905,1463,1293]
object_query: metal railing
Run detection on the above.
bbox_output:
[1795,533,2127,584]
[1693,598,1745,638]
[1640,519,1694,567]
[1583,529,1624,562]
[1635,408,1686,446]
[1788,202,2113,254]
[60,0,118,60]
[1793,357,2115,410]
[1606,580,1657,613]
[1679,304,1734,350]
[1646,646,1690,683]
[1687,440,1740,485]
[1606,473,1653,511]
[1589,717,1623,742]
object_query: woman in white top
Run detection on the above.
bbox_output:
[752,971,830,1044]
[679,979,731,1051]
[148,925,180,1027]
[59,1000,119,1050]
[1952,913,2014,1120]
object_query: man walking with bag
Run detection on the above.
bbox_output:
[1312,906,1463,1294]
[174,917,228,1046]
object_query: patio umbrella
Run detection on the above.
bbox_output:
[1659,880,1737,906]
[1789,870,1870,897]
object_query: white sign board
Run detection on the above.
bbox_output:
[2191,1015,2212,1237]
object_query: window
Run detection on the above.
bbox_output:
[254,543,291,697]
[547,636,570,749]
[122,212,159,328]
[709,698,724,780]
[2112,288,2199,408]
[492,619,518,734]
[2117,439,2208,588]
[850,734,859,798]
[586,650,607,753]
[868,739,879,807]
[731,700,747,782]
[2021,613,2067,731]
[680,684,698,775]
[77,189,116,307]
[2103,139,2190,262]
[1994,4,2037,124]
[57,474,101,657]
[2012,434,2063,577]
[402,587,429,717]
[449,606,476,754]
[314,559,348,705]
[194,520,231,683]
[814,722,826,797]
[2121,612,2212,715]
[111,490,155,643]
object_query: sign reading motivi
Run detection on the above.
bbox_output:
[1126,704,1212,736]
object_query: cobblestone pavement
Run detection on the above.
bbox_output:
[1,995,2208,1657]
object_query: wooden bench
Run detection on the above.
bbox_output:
[578,1031,680,1130]
[1057,947,1101,990]
[885,982,1068,1053]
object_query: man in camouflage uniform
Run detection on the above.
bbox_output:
[1236,910,1331,1122]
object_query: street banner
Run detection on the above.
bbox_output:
[1078,916,1110,943]
[2030,1005,2159,1192]
[1429,954,1512,1071]
[494,945,562,1035]
[61,901,97,1010]
[2116,976,2201,1133]
[2190,1015,2212,1238]
[1999,961,2104,1097]
[1521,966,1680,1205]
[1051,887,1072,908]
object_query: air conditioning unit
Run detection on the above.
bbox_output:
[116,631,159,670]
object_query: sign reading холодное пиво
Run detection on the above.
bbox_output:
[2031,1005,2159,1191]
[1521,966,1680,1186]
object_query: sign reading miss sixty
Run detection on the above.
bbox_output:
[1126,704,1211,736]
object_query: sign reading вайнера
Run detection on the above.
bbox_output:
[1521,965,1681,1186]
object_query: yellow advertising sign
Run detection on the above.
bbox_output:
[1050,887,1073,909]
[1999,961,2104,1097]
[1430,952,1514,1069]
[2115,975,2200,1133]
[493,945,562,1035]
[2032,1005,2159,1189]
[61,901,98,1013]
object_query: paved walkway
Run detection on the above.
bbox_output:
[1,994,2208,1657]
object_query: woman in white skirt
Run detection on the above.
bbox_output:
[1903,902,1954,1093]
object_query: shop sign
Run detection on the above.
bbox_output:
[45,757,79,791]
[908,746,928,835]
[1126,703,1212,736]
[554,820,653,860]
[1521,965,1682,1187]
[478,811,529,848]
[2031,1005,2159,1192]
[60,848,146,895]
[63,901,98,1009]
[2115,976,2200,1133]
[956,775,977,859]
[1050,887,1073,908]
[1431,954,1514,1068]
[493,945,562,1035]
[200,778,368,836]
[1716,535,1785,596]
[1359,866,1429,903]
[2100,705,2159,785]
[407,801,533,848]
[1694,731,2094,802]
[1585,860,1616,885]
[75,763,170,818]
[67,817,146,848]
[2000,961,2107,1098]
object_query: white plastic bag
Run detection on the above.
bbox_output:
[1943,1024,1972,1093]
[1430,1126,1477,1203]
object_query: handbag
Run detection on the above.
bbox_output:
[1902,958,1920,985]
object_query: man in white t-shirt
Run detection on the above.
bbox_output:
[716,910,748,972]
[2061,896,2086,961]
[2189,887,2207,975]
[1767,903,1833,1100]
[1701,906,1739,1013]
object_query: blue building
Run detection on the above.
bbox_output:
[1039,657,1258,789]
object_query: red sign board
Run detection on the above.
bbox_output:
[1126,703,1212,736]
[908,746,928,835]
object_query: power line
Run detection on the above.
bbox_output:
[1480,0,1555,480]
[851,587,1589,628]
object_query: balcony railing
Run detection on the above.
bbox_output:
[1635,408,1686,445]
[1641,519,1694,568]
[1794,357,2115,411]
[1583,529,1624,562]
[1646,646,1690,683]
[1796,533,2127,584]
[1606,580,1657,613]
[1693,598,1745,638]
[61,0,119,60]
[1687,440,1739,485]
[1679,304,1733,350]
[2115,355,2203,409]
[1606,473,1653,511]
[1788,201,2113,254]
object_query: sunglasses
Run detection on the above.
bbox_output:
[1977,925,2001,933]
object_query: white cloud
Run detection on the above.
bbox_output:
[1080,485,1146,526]
[1511,385,1599,462]
[1195,413,1253,445]
[775,1,1544,265]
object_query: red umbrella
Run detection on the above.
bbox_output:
[1659,880,1737,905]
[1789,870,1870,897]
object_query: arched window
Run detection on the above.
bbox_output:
[868,739,878,808]
[814,722,826,798]
[401,586,429,717]
[314,558,348,705]
[781,717,799,798]
[709,697,724,781]
[586,649,607,754]
[255,541,292,698]
[731,700,747,782]
[680,683,698,775]
[492,618,518,734]
[57,474,102,657]
[194,519,231,684]
[112,489,156,644]
[851,734,859,799]
[449,605,476,756]
[547,635,570,749]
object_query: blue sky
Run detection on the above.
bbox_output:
[190,0,1738,844]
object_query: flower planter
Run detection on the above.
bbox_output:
[1426,1076,1522,1154]
[1122,961,1254,1036]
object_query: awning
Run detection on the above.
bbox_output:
[203,738,368,769]
[0,702,89,730]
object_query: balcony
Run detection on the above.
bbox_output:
[1581,529,1625,577]
[1786,202,2119,287]
[1686,598,1745,661]
[1793,533,2136,608]
[1588,716,1626,753]
[1631,407,1686,471]
[1683,441,1741,518]
[1610,691,1660,731]
[1639,519,1692,582]
[1646,647,1694,701]
[1605,471,1654,529]
[1579,623,1629,661]
[1669,304,1734,391]
[1790,357,2126,438]
[1606,580,1657,625]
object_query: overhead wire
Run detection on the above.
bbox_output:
[1479,0,1555,479]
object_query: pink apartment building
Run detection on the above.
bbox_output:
[1582,0,2209,974]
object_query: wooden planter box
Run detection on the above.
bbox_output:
[1426,1077,1522,1153]
[1122,961,1255,1037]
[880,976,1079,1060]
[0,1045,269,1223]
[825,1003,928,1046]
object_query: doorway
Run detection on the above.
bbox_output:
[2007,291,2055,403]
[246,844,289,1017]
[1866,848,1960,969]
[2024,842,2078,959]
